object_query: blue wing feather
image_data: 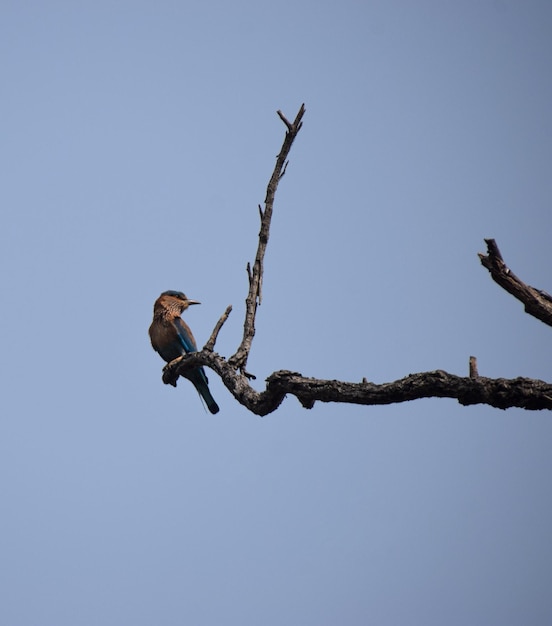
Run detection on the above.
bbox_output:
[173,317,198,353]
[173,318,218,411]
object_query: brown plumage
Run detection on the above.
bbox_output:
[149,291,219,414]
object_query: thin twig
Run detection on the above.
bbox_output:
[277,110,293,131]
[229,104,306,374]
[204,305,233,351]
[469,356,479,379]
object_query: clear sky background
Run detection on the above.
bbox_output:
[1,1,552,624]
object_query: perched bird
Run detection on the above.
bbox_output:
[149,290,220,414]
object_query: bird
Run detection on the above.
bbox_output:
[149,290,220,414]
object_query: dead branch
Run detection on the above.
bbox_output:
[166,354,552,415]
[159,107,552,414]
[204,305,232,351]
[479,238,552,326]
[229,104,306,376]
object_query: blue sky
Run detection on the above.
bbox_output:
[1,1,552,624]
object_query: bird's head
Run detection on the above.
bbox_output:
[156,290,201,314]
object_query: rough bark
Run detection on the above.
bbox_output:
[478,238,552,327]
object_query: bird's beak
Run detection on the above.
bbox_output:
[186,299,201,306]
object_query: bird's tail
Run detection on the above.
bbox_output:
[196,382,220,415]
[186,368,220,414]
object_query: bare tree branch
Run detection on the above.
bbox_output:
[165,354,552,415]
[158,107,552,414]
[229,104,306,376]
[204,305,232,352]
[479,238,552,327]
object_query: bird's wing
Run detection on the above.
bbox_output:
[174,317,198,353]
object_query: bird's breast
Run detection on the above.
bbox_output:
[149,319,184,363]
